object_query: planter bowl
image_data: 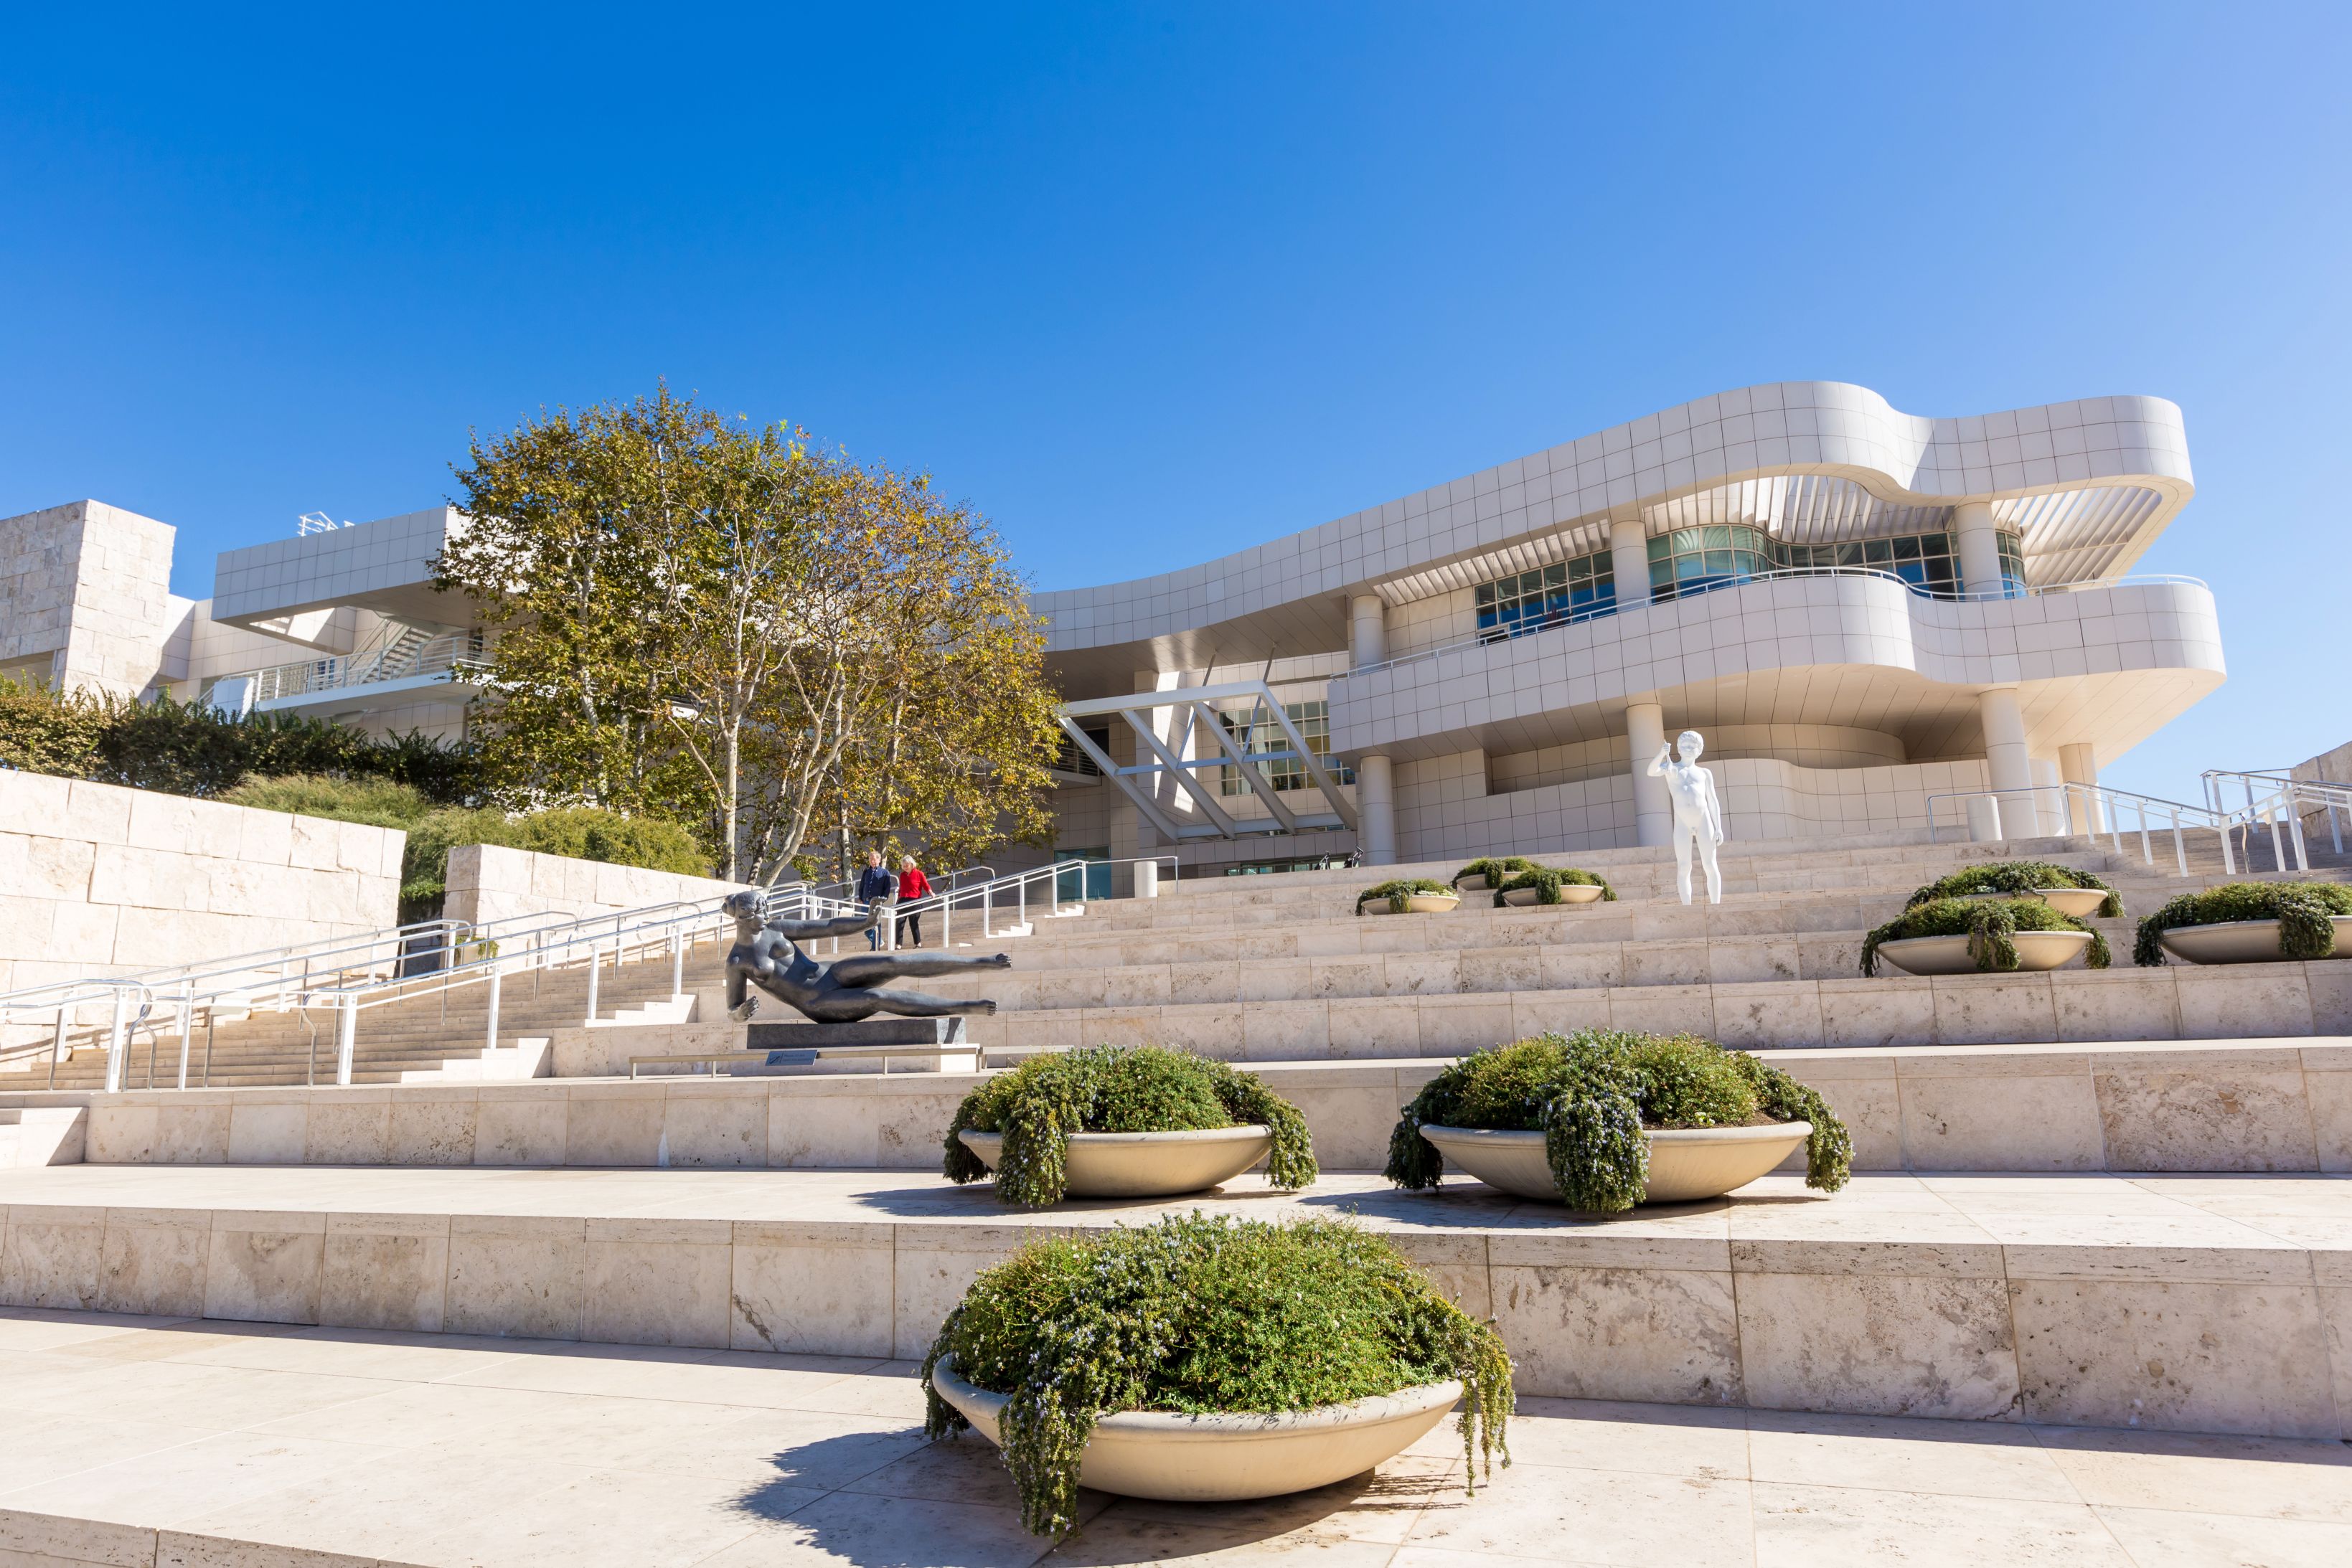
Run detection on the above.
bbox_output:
[956,1125,1272,1199]
[2156,915,2352,965]
[1500,884,1607,908]
[1416,1122,1811,1205]
[1957,888,2112,919]
[1873,929,2094,976]
[1452,875,1492,892]
[1361,894,1460,915]
[931,1356,1462,1502]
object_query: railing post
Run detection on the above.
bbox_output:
[670,927,685,998]
[980,882,992,940]
[335,993,357,1086]
[2288,810,2309,873]
[2267,808,2288,874]
[484,960,503,1054]
[2170,808,2187,877]
[105,990,128,1093]
[942,889,951,950]
[175,983,193,1091]
[52,1004,69,1065]
[585,940,603,1024]
[2221,819,2237,877]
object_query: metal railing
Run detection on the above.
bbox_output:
[235,630,489,704]
[0,854,1177,1092]
[1336,570,2211,683]
[2203,769,2352,872]
[1925,781,2234,875]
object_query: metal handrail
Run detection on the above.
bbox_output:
[2203,769,2351,866]
[1922,774,2338,879]
[1335,570,2213,683]
[0,854,1178,1090]
[235,631,491,703]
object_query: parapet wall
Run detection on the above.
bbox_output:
[443,842,749,930]
[0,772,405,995]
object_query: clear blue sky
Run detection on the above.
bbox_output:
[3,4,2344,799]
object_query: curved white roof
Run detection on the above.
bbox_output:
[1040,382,2192,694]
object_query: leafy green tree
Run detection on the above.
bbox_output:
[441,387,1059,882]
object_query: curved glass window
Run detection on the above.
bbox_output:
[1473,552,1614,643]
[1645,527,2023,602]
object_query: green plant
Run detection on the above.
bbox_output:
[1355,877,1454,914]
[1906,860,2121,918]
[1861,897,2110,976]
[1386,1030,1853,1212]
[0,677,108,775]
[922,1213,1511,1537]
[1492,866,1617,906]
[2133,881,2352,965]
[942,1045,1316,1205]
[1452,856,1535,886]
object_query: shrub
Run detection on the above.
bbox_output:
[943,1044,1316,1205]
[1355,877,1454,914]
[1,680,479,803]
[220,776,712,918]
[1492,866,1617,906]
[1386,1029,1852,1212]
[2133,881,2352,965]
[1861,897,2110,976]
[922,1214,1511,1537]
[1452,856,1535,887]
[1906,860,2121,918]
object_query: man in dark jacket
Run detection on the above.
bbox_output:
[855,850,898,949]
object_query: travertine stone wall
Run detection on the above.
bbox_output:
[443,844,748,931]
[0,773,405,996]
[0,500,179,696]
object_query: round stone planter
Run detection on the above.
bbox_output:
[1956,888,2112,919]
[1452,875,1493,893]
[956,1125,1272,1199]
[1873,929,2094,976]
[2155,915,2352,965]
[1499,884,1607,908]
[1360,894,1460,915]
[930,1356,1462,1502]
[1416,1121,1812,1205]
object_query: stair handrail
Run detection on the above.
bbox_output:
[1924,780,2236,876]
[2203,768,2350,866]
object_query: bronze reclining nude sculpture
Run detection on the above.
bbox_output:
[721,890,1007,1024]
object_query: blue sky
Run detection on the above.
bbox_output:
[2,3,2345,798]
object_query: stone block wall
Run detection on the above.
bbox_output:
[443,844,749,931]
[0,501,180,696]
[0,772,405,998]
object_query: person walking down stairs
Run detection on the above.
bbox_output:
[896,855,933,948]
[856,850,898,950]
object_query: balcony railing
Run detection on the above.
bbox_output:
[216,631,490,706]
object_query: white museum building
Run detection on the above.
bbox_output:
[1037,382,2222,875]
[1,382,2222,879]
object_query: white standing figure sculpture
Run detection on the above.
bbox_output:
[1648,729,1726,905]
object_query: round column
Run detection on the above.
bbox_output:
[1609,519,1652,609]
[1952,501,2005,598]
[1347,594,1396,864]
[2059,741,2103,836]
[1348,594,1388,668]
[1627,700,1670,847]
[1969,686,2033,842]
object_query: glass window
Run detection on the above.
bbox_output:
[1219,699,1355,796]
[1474,549,1615,642]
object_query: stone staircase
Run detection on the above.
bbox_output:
[2,826,2350,1446]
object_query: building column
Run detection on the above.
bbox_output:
[1609,519,1652,609]
[1952,501,2004,598]
[1347,594,1397,864]
[1627,700,1670,847]
[1968,685,2033,841]
[1356,754,1398,865]
[2059,741,2104,836]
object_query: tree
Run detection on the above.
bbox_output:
[439,387,1060,882]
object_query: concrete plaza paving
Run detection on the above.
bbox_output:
[1,1306,2349,1567]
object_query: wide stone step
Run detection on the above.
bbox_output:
[27,1036,2348,1176]
[0,1159,2345,1440]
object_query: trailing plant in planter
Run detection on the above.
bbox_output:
[1386,1030,1851,1213]
[1861,897,2111,977]
[922,1213,1512,1537]
[1906,860,2121,917]
[2133,880,2352,965]
[943,1044,1316,1205]
[1355,877,1454,914]
[1452,856,1536,887]
[1492,866,1617,906]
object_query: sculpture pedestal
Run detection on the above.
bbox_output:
[739,1016,975,1074]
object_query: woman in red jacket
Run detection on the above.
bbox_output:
[895,855,933,948]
